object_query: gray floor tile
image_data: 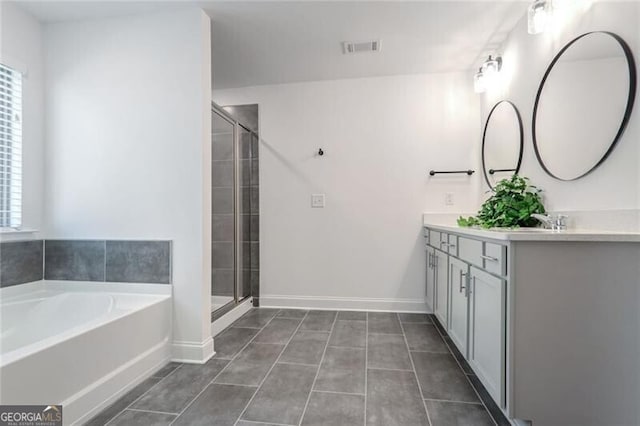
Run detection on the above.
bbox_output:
[214,327,260,359]
[280,331,330,365]
[107,409,175,426]
[314,347,366,394]
[323,346,365,370]
[403,323,449,352]
[399,313,432,324]
[426,400,494,426]
[215,343,284,386]
[85,377,162,426]
[241,363,317,425]
[236,422,281,426]
[368,312,402,334]
[315,366,365,394]
[277,309,308,319]
[411,352,479,403]
[337,311,367,321]
[301,391,365,426]
[253,318,301,344]
[299,310,337,331]
[366,369,429,426]
[172,383,256,426]
[151,362,181,378]
[132,359,229,413]
[233,308,280,328]
[367,333,412,370]
[328,320,366,348]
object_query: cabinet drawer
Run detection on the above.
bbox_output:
[447,234,458,256]
[429,230,441,247]
[423,227,430,245]
[483,243,506,276]
[458,237,483,267]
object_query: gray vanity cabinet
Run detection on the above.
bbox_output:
[448,256,469,356]
[424,222,640,425]
[424,227,506,409]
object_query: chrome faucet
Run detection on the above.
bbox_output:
[531,214,568,231]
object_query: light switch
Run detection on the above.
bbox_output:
[311,194,325,208]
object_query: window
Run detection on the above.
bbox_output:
[0,63,22,228]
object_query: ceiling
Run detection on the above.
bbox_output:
[16,1,527,90]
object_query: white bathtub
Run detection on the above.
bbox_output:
[0,281,172,425]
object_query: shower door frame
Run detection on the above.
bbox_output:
[211,102,255,316]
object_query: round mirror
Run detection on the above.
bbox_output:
[532,31,637,181]
[482,100,524,189]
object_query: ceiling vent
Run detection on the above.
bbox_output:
[342,40,381,54]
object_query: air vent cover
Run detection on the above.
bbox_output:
[342,40,381,54]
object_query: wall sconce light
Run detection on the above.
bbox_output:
[473,55,502,93]
[474,68,486,93]
[481,55,502,81]
[528,0,552,34]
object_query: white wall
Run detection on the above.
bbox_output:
[44,8,213,362]
[480,2,640,228]
[0,2,44,234]
[214,73,480,311]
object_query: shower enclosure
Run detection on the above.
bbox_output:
[211,103,259,317]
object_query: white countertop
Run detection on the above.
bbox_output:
[423,220,640,243]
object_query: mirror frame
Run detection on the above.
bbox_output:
[482,100,524,189]
[532,31,637,181]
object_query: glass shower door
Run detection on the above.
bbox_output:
[211,106,256,315]
[212,110,236,312]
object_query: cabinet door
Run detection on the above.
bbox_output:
[425,246,435,312]
[434,249,448,327]
[469,266,505,407]
[448,257,469,356]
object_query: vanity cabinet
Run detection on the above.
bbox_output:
[424,221,640,426]
[424,227,506,407]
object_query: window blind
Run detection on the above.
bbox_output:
[0,63,22,228]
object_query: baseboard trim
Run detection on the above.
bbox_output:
[211,297,254,337]
[171,336,214,364]
[260,294,427,313]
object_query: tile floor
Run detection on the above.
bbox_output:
[87,309,510,426]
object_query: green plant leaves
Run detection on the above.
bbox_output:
[457,175,546,229]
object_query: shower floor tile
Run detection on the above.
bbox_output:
[88,309,507,426]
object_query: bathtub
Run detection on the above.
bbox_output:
[0,281,172,425]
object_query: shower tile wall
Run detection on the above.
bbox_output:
[212,125,235,299]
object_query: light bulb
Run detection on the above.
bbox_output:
[528,0,551,34]
[480,56,502,87]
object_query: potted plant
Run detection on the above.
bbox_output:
[458,175,546,229]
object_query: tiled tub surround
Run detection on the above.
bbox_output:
[0,239,172,287]
[89,308,508,426]
[0,240,44,287]
[0,281,172,426]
